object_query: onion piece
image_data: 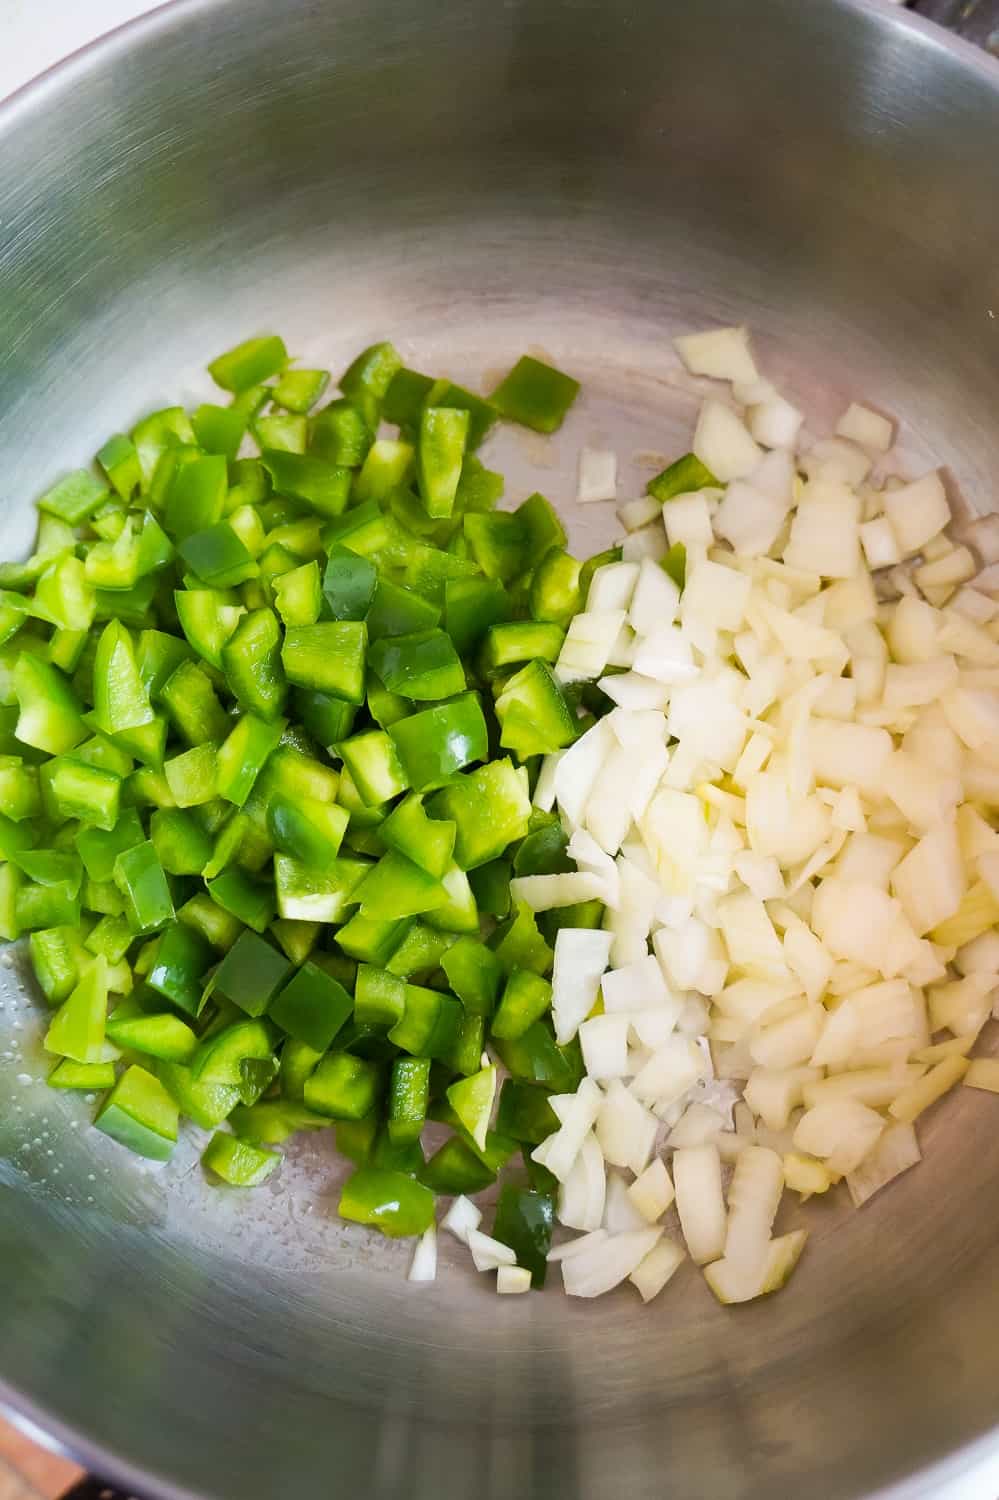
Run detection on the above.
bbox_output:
[561,1227,664,1298]
[672,1143,726,1265]
[441,1195,482,1245]
[497,1265,532,1294]
[408,1224,438,1283]
[577,447,618,504]
[467,1229,517,1272]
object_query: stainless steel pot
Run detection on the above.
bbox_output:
[1,2,998,1496]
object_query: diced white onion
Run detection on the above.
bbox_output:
[408,1224,438,1283]
[577,447,618,504]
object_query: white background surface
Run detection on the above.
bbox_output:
[0,3,996,1499]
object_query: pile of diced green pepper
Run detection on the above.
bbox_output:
[0,334,638,1284]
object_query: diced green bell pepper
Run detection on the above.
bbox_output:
[48,1058,117,1091]
[339,1164,433,1238]
[216,713,285,807]
[145,920,213,1014]
[47,757,121,831]
[481,621,565,676]
[272,852,367,923]
[114,841,174,933]
[106,1009,198,1063]
[354,850,447,921]
[368,629,464,701]
[339,342,402,425]
[37,469,108,524]
[428,758,531,869]
[365,578,440,641]
[663,541,687,591]
[44,956,108,1063]
[208,335,287,393]
[491,968,552,1040]
[489,355,579,433]
[273,560,322,627]
[266,793,348,867]
[353,964,406,1027]
[304,1051,382,1120]
[495,659,577,760]
[174,589,244,671]
[211,929,293,1017]
[646,452,717,503]
[268,959,353,1050]
[387,1055,431,1145]
[157,1059,241,1128]
[335,913,411,967]
[419,1137,496,1194]
[443,576,512,656]
[309,399,373,467]
[14,657,86,755]
[493,1185,555,1288]
[96,1063,179,1161]
[221,608,287,720]
[337,730,409,806]
[281,621,366,702]
[446,1063,496,1151]
[207,867,276,932]
[492,899,554,976]
[75,807,145,882]
[98,434,142,500]
[203,1130,279,1186]
[495,1079,559,1145]
[462,512,527,582]
[389,982,462,1061]
[417,406,469,520]
[164,744,218,808]
[387,693,488,793]
[261,452,351,517]
[441,936,503,1016]
[379,793,455,878]
[179,522,258,590]
[160,661,230,746]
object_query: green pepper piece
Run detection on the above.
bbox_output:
[443,576,512,657]
[425,380,497,451]
[113,841,173,933]
[495,659,578,761]
[207,867,276,933]
[489,355,579,434]
[92,621,155,741]
[0,756,41,822]
[48,1058,117,1091]
[106,1009,198,1063]
[220,608,287,720]
[663,541,687,591]
[216,713,285,808]
[441,936,503,1017]
[273,852,367,923]
[14,878,80,933]
[387,1055,431,1145]
[12,849,83,896]
[44,956,108,1063]
[190,403,246,462]
[272,560,321,628]
[339,342,402,423]
[177,893,243,953]
[144,920,213,1015]
[209,335,287,394]
[646,452,718,503]
[379,793,455,879]
[480,622,565,676]
[516,492,568,559]
[34,555,97,634]
[368,628,464,702]
[154,1059,238,1128]
[334,1110,379,1165]
[261,452,352,517]
[387,693,489,794]
[209,928,291,1018]
[418,1137,496,1195]
[309,399,373,467]
[493,1185,555,1288]
[164,744,218,808]
[335,913,411,968]
[173,590,245,671]
[492,899,554,976]
[304,1052,382,1120]
[203,1130,279,1186]
[383,367,435,429]
[322,546,377,622]
[352,963,406,1027]
[268,918,319,965]
[29,926,80,1005]
[417,407,469,520]
[491,968,552,1040]
[428,759,531,870]
[266,793,348,869]
[0,862,20,939]
[352,439,416,505]
[389,982,462,1061]
[96,1063,179,1161]
[46,757,121,831]
[364,578,440,641]
[281,621,366,702]
[365,676,410,732]
[354,851,447,921]
[75,807,145,883]
[137,630,194,700]
[270,367,330,414]
[98,434,142,500]
[292,689,355,749]
[493,1020,581,1092]
[384,921,456,977]
[192,1016,274,1086]
[179,522,258,590]
[423,863,479,934]
[266,959,351,1050]
[337,730,409,807]
[229,1099,327,1144]
[446,1063,496,1151]
[462,512,527,583]
[338,1164,433,1238]
[37,469,108,524]
[159,662,230,748]
[165,455,228,540]
[495,1079,559,1145]
[13,657,86,756]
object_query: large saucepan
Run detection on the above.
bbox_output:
[1,1,998,1496]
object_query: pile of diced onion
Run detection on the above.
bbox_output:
[436,324,999,1305]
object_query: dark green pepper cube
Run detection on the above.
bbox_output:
[514,817,572,878]
[489,355,580,434]
[335,913,412,967]
[428,759,531,870]
[384,921,456,977]
[261,452,352,518]
[338,1164,434,1238]
[336,1110,380,1165]
[492,899,554,976]
[293,688,355,749]
[495,659,577,761]
[646,452,717,504]
[380,793,455,879]
[177,893,243,953]
[206,867,276,933]
[495,1079,559,1145]
[269,959,353,1050]
[216,713,285,808]
[222,608,287,720]
[417,406,469,520]
[267,793,348,867]
[515,491,567,557]
[212,929,292,1017]
[387,693,489,794]
[305,1052,383,1120]
[192,1017,275,1086]
[96,1063,179,1161]
[425,379,497,451]
[354,850,447,921]
[309,399,373,467]
[389,982,463,1061]
[138,629,195,700]
[203,1130,279,1186]
[480,621,565,676]
[150,807,214,877]
[146,920,214,1016]
[282,621,366,702]
[75,807,145,882]
[322,546,377,622]
[462,512,527,583]
[383,367,435,430]
[191,403,247,462]
[491,968,553,1040]
[353,964,406,1028]
[114,840,174,933]
[179,522,258,590]
[165,455,228,540]
[364,578,440,641]
[371,1128,424,1176]
[273,852,368,923]
[339,342,402,423]
[387,1055,431,1145]
[208,335,287,394]
[493,1185,555,1288]
[443,576,512,657]
[155,1059,241,1129]
[337,730,409,806]
[419,1137,496,1194]
[445,1010,487,1077]
[492,1020,581,1093]
[441,936,504,1017]
[368,628,464,702]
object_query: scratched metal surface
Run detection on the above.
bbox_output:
[0,1,998,1498]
